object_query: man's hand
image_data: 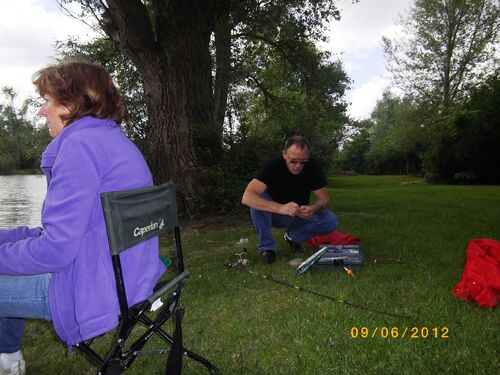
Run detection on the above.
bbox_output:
[297,205,314,220]
[279,202,300,217]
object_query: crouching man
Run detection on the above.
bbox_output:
[241,135,338,263]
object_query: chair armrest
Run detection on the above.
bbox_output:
[148,270,190,304]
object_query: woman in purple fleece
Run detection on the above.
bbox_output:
[0,61,166,375]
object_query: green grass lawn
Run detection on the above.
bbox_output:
[23,176,499,374]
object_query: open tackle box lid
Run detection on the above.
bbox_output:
[296,244,364,275]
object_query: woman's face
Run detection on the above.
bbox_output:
[38,94,70,138]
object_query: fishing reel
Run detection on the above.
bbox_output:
[233,248,250,267]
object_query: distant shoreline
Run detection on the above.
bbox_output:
[0,170,42,176]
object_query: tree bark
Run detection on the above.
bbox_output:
[101,0,217,211]
[213,8,232,134]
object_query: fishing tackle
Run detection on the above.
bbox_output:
[232,248,250,267]
[373,255,403,263]
[226,263,414,320]
[343,266,354,277]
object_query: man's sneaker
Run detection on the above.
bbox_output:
[284,231,304,253]
[261,250,276,264]
[0,359,25,375]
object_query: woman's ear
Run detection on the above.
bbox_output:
[58,103,71,115]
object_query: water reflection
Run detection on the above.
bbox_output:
[0,175,46,229]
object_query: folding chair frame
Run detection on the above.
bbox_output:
[74,183,218,374]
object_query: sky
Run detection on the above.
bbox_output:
[0,0,96,102]
[324,0,413,119]
[0,0,413,120]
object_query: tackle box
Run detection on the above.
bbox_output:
[315,244,364,271]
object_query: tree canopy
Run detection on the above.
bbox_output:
[0,88,51,174]
[340,75,500,183]
[383,0,499,109]
[339,0,499,183]
[57,0,350,211]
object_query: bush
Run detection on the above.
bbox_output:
[199,135,277,213]
[422,77,500,183]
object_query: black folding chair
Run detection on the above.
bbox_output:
[75,182,218,374]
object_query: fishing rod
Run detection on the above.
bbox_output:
[226,263,415,320]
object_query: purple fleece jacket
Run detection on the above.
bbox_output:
[0,116,166,345]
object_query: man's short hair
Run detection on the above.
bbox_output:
[284,135,310,151]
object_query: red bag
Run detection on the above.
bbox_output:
[306,230,360,248]
[453,238,500,308]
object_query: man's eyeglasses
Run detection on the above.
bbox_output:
[286,154,309,165]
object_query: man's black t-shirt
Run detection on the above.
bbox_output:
[256,155,327,205]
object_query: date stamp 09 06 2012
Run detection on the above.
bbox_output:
[350,326,449,339]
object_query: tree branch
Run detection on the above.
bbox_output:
[101,0,156,59]
[55,0,105,37]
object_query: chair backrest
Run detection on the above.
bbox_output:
[100,182,178,255]
[100,181,184,317]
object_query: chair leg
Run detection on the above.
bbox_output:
[75,342,104,368]
[100,360,125,375]
[165,308,184,374]
[151,322,218,373]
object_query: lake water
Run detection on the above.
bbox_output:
[0,175,46,229]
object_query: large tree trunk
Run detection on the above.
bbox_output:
[101,0,217,211]
[213,8,232,134]
[143,64,199,211]
[165,1,222,167]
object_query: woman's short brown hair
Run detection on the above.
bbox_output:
[33,61,127,126]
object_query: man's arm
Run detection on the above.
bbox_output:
[241,178,300,217]
[310,187,329,213]
[298,187,329,220]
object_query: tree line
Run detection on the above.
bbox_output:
[2,0,498,211]
[340,0,499,183]
[54,0,350,213]
[0,88,50,174]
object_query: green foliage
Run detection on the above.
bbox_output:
[227,3,351,171]
[369,96,425,175]
[200,134,277,213]
[55,0,350,212]
[352,0,499,181]
[235,41,349,169]
[56,0,349,212]
[340,92,424,175]
[338,121,372,174]
[422,76,500,183]
[0,88,50,174]
[384,0,499,109]
[346,78,500,182]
